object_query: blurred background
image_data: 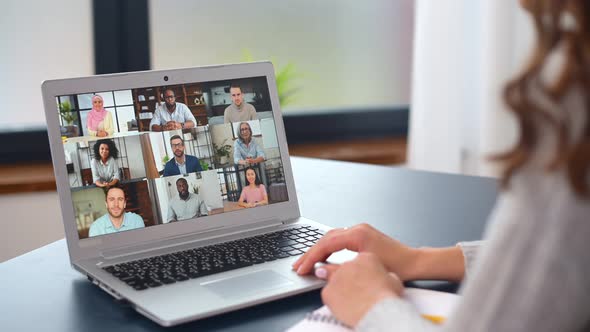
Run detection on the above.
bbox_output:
[0,0,413,128]
[0,0,534,262]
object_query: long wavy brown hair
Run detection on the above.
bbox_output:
[496,0,590,197]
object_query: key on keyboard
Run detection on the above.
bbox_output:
[102,225,325,291]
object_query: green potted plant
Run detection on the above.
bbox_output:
[199,159,209,171]
[241,49,302,107]
[59,100,79,137]
[213,139,232,166]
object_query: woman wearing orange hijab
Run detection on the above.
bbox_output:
[86,95,114,137]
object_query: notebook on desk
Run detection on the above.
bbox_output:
[287,288,460,331]
[41,62,332,326]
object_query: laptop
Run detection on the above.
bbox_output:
[41,62,332,326]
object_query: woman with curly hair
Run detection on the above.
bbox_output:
[90,139,120,188]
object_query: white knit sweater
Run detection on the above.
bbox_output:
[356,45,590,332]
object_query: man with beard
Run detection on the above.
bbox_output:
[223,84,257,123]
[163,135,203,176]
[167,177,208,222]
[88,186,145,237]
[150,88,197,131]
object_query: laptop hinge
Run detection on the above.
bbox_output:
[100,218,283,260]
[281,217,300,225]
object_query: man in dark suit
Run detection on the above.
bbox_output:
[163,135,203,176]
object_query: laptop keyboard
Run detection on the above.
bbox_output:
[102,225,325,291]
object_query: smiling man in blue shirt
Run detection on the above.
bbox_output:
[88,186,145,237]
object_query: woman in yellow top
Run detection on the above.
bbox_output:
[86,95,114,137]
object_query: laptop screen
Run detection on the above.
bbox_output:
[55,76,289,240]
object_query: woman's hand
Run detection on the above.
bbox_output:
[293,223,420,281]
[317,253,404,327]
[97,130,108,137]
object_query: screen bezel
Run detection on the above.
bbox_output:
[42,62,300,262]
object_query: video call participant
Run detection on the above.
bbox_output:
[223,84,257,123]
[167,178,209,222]
[233,122,265,165]
[163,135,203,176]
[88,186,145,237]
[87,95,114,137]
[150,89,196,131]
[91,139,120,188]
[238,167,268,208]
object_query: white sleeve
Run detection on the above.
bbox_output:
[167,202,176,222]
[181,103,197,124]
[456,241,484,278]
[149,107,163,129]
[90,159,99,183]
[233,140,242,164]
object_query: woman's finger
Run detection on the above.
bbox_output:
[294,229,357,275]
[292,228,345,270]
[314,263,340,280]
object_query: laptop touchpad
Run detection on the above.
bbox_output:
[202,270,294,299]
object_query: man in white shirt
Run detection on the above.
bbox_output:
[150,89,197,131]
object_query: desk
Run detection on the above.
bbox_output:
[0,157,497,331]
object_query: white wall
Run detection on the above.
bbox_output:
[261,119,278,149]
[149,132,167,172]
[210,124,234,148]
[149,0,414,110]
[0,0,93,129]
[126,135,147,179]
[210,123,234,164]
[71,187,107,230]
[408,0,534,176]
[477,1,534,176]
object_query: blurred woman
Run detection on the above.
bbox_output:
[90,139,120,188]
[293,1,590,331]
[238,167,268,208]
[87,95,114,137]
[233,122,265,165]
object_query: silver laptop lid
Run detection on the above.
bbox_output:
[41,62,300,263]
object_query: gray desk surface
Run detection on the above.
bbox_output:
[0,157,498,332]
